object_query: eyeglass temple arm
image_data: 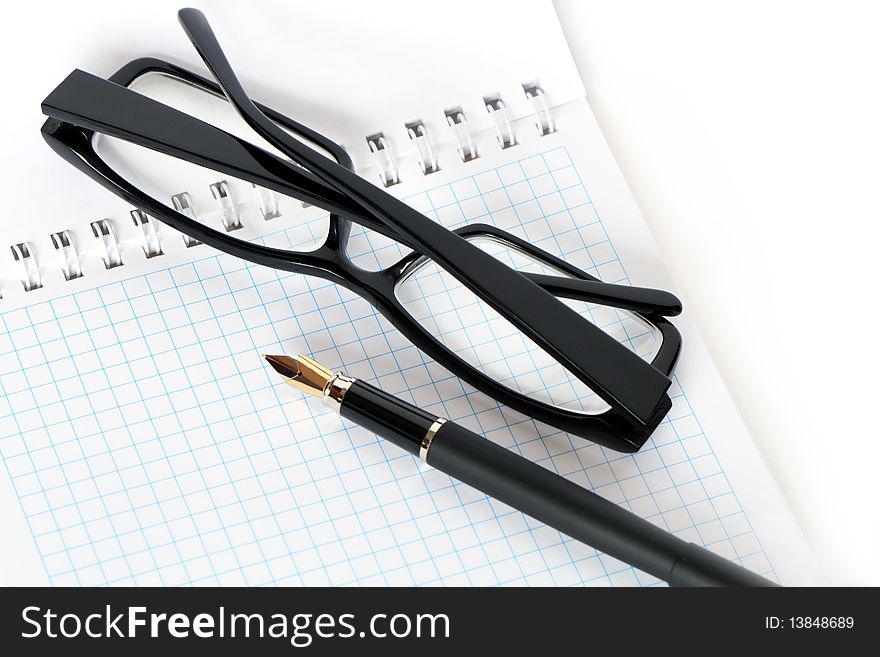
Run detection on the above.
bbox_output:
[176,8,671,426]
[109,57,357,172]
[524,274,681,317]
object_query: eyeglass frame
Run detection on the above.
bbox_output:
[41,55,681,452]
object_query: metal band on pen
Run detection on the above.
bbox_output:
[420,417,447,462]
[321,373,355,413]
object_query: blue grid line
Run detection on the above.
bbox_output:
[15,437,725,545]
[185,258,284,585]
[60,290,153,584]
[267,230,393,586]
[18,300,107,585]
[419,188,509,585]
[51,516,768,587]
[339,321,455,586]
[145,263,246,585]
[327,256,453,585]
[445,172,563,584]
[15,412,710,537]
[35,488,754,575]
[110,275,195,585]
[264,218,409,586]
[0,315,57,584]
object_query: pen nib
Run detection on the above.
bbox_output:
[264,354,301,379]
[264,354,335,398]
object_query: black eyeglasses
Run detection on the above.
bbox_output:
[39,8,681,452]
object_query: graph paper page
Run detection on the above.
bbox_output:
[0,100,820,586]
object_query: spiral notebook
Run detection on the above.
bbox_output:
[0,0,820,585]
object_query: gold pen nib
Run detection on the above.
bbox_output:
[264,354,335,398]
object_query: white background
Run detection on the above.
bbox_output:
[554,0,879,585]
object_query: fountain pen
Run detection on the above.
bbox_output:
[265,354,776,587]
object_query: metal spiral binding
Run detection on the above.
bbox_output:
[483,95,516,149]
[131,210,164,258]
[445,108,478,162]
[405,121,439,174]
[523,83,555,135]
[366,133,400,187]
[171,192,202,247]
[11,242,42,291]
[360,83,558,183]
[50,231,83,280]
[253,184,281,220]
[210,180,243,231]
[90,219,124,269]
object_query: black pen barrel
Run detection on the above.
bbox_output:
[339,380,432,457]
[426,421,777,587]
[336,377,776,586]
